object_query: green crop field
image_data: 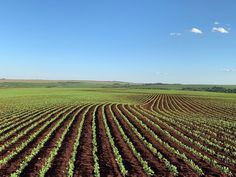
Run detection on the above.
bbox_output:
[0,87,235,176]
[1,0,236,176]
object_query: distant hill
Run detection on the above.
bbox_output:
[131,83,236,93]
[0,79,132,88]
[0,79,235,93]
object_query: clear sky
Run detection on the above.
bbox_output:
[0,0,235,84]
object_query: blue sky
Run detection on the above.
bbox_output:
[0,0,235,84]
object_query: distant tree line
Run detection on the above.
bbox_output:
[182,86,236,93]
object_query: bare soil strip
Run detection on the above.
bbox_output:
[0,106,76,176]
[95,105,122,176]
[45,105,90,177]
[104,104,147,176]
[19,106,81,177]
[73,106,96,177]
[124,104,199,177]
[133,105,224,176]
[112,104,171,176]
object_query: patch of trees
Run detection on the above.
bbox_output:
[182,86,236,93]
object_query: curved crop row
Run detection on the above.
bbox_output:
[115,104,179,176]
[9,106,79,176]
[136,104,233,176]
[108,104,155,176]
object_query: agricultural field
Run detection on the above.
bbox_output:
[0,88,235,177]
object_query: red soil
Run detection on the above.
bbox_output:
[133,105,225,176]
[19,106,81,177]
[112,104,173,177]
[45,105,90,177]
[73,106,95,177]
[0,106,76,177]
[104,104,147,176]
[0,94,235,177]
[124,104,199,177]
[95,105,122,176]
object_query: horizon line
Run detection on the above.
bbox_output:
[0,78,235,85]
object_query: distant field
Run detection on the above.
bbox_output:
[0,80,235,94]
[133,83,236,89]
[0,79,131,88]
[0,87,235,176]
